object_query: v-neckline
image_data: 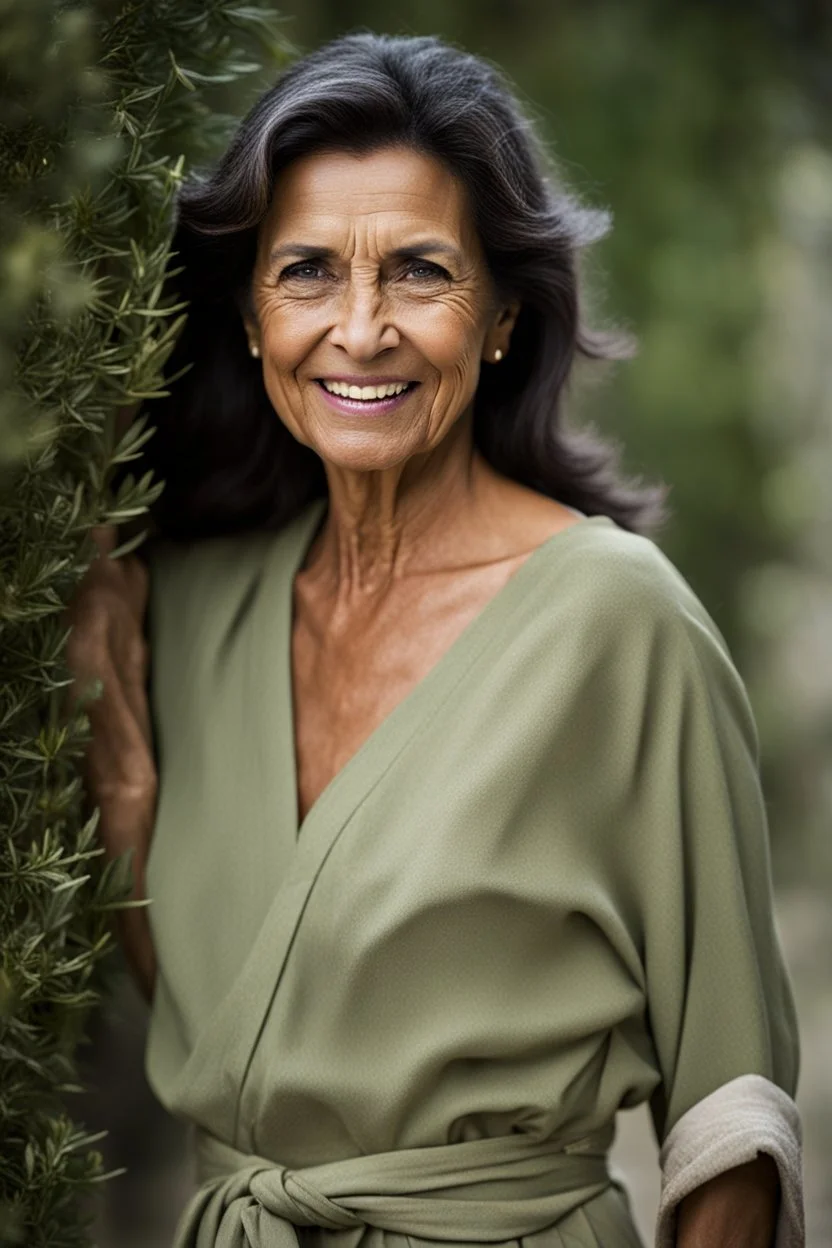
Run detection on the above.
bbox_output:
[180,498,616,1142]
[268,497,612,843]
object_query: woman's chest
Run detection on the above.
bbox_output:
[290,561,527,828]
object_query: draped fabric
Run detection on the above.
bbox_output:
[144,498,800,1248]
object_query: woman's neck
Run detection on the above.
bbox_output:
[308,416,499,592]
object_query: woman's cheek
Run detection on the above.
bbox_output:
[401,294,484,368]
[259,299,313,365]
[262,371,313,445]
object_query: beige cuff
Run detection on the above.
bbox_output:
[655,1073,804,1248]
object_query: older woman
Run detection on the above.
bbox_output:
[69,32,803,1248]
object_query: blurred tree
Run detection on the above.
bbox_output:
[0,2,284,1244]
[742,141,832,883]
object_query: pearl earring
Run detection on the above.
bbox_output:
[494,348,504,362]
[249,343,261,359]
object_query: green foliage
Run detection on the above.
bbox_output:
[0,1,285,1243]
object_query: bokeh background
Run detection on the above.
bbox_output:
[75,2,832,1244]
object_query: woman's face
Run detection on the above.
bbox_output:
[246,146,518,473]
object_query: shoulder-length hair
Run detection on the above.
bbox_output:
[139,32,665,539]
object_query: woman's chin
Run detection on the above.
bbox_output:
[303,423,428,473]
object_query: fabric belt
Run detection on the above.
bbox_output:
[174,1124,614,1247]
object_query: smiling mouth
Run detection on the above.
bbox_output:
[317,379,416,401]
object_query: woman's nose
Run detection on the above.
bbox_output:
[328,280,400,359]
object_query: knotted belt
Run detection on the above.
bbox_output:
[174,1123,614,1247]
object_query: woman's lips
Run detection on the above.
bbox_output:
[315,379,418,417]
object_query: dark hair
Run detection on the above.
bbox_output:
[139,32,666,539]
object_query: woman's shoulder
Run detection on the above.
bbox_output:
[545,515,700,608]
[144,499,323,587]
[538,514,734,671]
[142,528,282,657]
[534,515,757,741]
[145,528,272,607]
[145,528,272,579]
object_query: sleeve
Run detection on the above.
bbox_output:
[631,596,803,1246]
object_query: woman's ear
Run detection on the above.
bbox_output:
[499,298,521,337]
[483,298,521,364]
[238,281,262,358]
[242,315,261,359]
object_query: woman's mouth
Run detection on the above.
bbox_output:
[315,378,417,416]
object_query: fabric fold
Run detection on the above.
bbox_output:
[655,1073,804,1248]
[173,1126,614,1247]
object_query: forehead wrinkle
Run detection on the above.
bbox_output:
[280,168,462,207]
[271,210,472,266]
[263,145,476,251]
[274,201,462,235]
[274,180,462,226]
[267,197,471,251]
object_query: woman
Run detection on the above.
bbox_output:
[67,32,803,1248]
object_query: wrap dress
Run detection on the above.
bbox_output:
[143,496,800,1248]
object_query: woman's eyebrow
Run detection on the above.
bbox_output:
[269,240,463,265]
[389,241,463,264]
[269,243,335,263]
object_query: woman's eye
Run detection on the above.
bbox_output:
[402,261,450,282]
[280,261,327,281]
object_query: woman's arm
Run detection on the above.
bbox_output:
[66,525,158,1005]
[616,567,804,1245]
[677,1154,780,1247]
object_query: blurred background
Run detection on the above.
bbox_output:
[74,1,832,1243]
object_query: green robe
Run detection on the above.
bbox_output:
[144,497,799,1248]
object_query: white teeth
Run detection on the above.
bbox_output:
[321,380,410,400]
